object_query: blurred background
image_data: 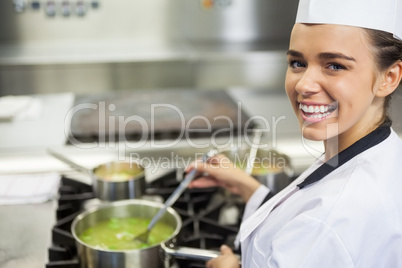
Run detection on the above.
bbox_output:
[1,0,401,171]
[0,0,298,95]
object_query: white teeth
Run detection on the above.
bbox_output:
[304,112,330,119]
[299,103,334,118]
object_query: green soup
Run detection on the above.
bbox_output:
[78,217,175,250]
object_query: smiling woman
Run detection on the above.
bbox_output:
[186,0,402,268]
[284,23,400,158]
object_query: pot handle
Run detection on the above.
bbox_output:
[161,243,241,262]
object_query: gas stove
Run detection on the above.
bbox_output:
[46,170,244,268]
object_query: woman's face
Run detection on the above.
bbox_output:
[285,23,384,148]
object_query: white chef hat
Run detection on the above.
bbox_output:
[295,0,402,40]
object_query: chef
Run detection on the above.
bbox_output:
[187,0,402,267]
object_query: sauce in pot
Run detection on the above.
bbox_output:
[78,217,175,250]
[94,162,144,182]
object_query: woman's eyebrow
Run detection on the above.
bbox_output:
[287,50,356,62]
[319,52,356,61]
[287,50,303,58]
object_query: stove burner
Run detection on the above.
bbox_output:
[46,170,244,268]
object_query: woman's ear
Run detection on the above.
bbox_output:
[376,60,402,97]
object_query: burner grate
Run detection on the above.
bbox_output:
[46,171,244,268]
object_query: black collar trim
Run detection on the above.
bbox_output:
[297,118,392,189]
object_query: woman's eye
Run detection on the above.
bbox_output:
[327,63,346,70]
[289,60,306,69]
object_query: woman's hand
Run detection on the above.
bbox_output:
[206,245,240,268]
[187,154,261,202]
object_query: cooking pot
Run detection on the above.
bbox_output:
[220,146,294,194]
[71,199,222,268]
[251,149,294,194]
[48,150,146,201]
[92,161,145,201]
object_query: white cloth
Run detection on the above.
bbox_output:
[242,185,270,222]
[0,173,60,205]
[0,95,34,121]
[240,129,402,267]
[234,185,270,249]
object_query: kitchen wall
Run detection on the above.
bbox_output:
[0,0,297,44]
[0,0,299,95]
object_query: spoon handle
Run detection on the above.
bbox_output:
[147,169,197,230]
[246,129,262,175]
[147,149,218,231]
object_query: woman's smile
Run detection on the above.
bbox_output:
[298,101,338,123]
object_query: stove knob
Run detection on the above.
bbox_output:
[91,0,100,9]
[31,1,41,10]
[61,1,71,17]
[45,1,56,17]
[12,0,27,13]
[75,1,86,16]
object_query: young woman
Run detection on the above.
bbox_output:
[187,1,402,267]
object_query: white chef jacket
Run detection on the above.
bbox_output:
[239,126,402,268]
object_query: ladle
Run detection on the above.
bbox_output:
[134,149,218,245]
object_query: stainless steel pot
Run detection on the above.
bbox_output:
[92,161,145,201]
[251,149,294,194]
[48,150,146,201]
[71,199,224,268]
[71,199,181,268]
[220,146,294,195]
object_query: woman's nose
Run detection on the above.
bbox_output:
[294,69,321,96]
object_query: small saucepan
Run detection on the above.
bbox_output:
[71,199,222,268]
[251,148,294,194]
[48,150,145,201]
[219,146,294,195]
[92,161,145,201]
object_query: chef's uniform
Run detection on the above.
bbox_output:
[239,121,402,267]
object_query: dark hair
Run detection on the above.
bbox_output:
[365,29,402,111]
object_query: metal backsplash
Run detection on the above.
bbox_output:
[0,0,299,95]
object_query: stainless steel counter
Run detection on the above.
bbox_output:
[0,201,56,268]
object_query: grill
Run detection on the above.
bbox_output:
[69,89,254,144]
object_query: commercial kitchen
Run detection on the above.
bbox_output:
[1,1,402,268]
